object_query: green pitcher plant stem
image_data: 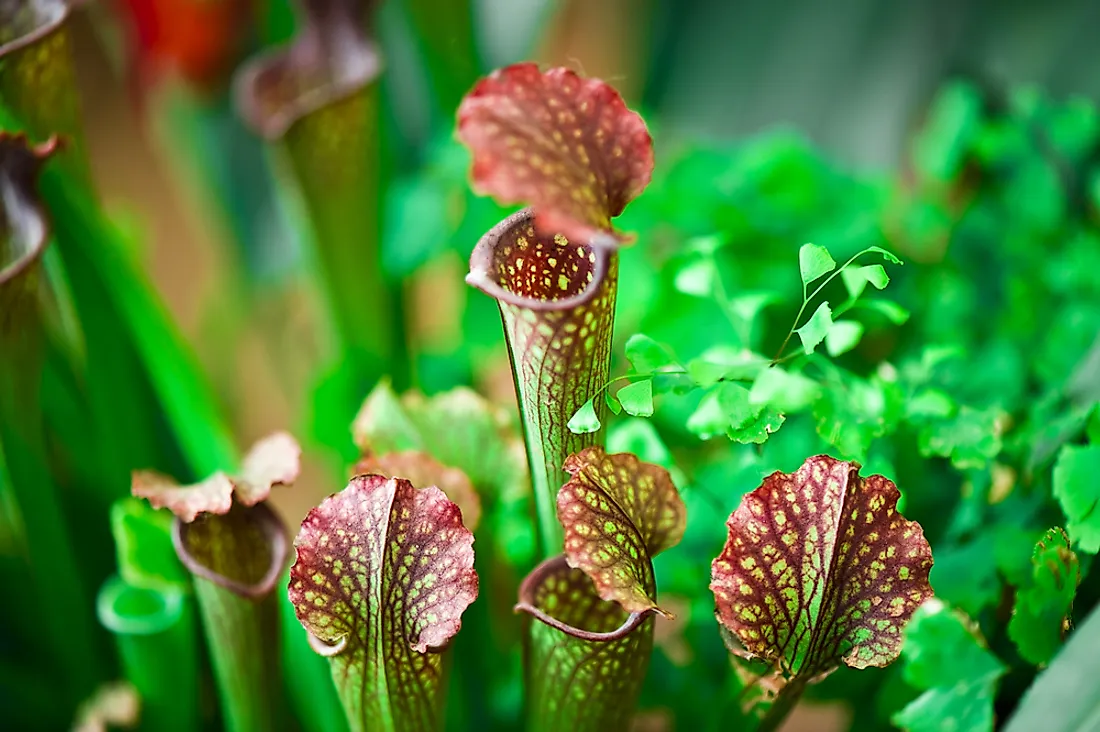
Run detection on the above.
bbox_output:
[457,64,655,558]
[133,432,302,732]
[235,0,406,397]
[515,448,686,731]
[289,471,479,732]
[96,576,200,732]
[466,208,619,555]
[351,382,533,727]
[0,132,100,706]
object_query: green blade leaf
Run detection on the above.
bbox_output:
[108,498,189,590]
[516,556,653,732]
[749,367,821,413]
[863,245,903,265]
[856,298,910,324]
[892,599,1006,732]
[567,398,602,434]
[624,333,679,373]
[798,243,836,285]
[616,379,654,417]
[352,383,528,503]
[710,455,933,679]
[840,265,889,300]
[1053,444,1100,553]
[558,448,686,614]
[795,302,833,355]
[1008,528,1081,666]
[824,320,865,357]
[727,406,786,445]
[289,475,479,731]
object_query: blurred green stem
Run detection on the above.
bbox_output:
[278,84,406,388]
[174,503,288,732]
[97,576,200,732]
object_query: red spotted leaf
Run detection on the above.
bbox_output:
[711,455,933,680]
[289,474,478,731]
[354,450,481,532]
[234,431,302,506]
[558,447,686,614]
[132,471,235,523]
[132,432,300,522]
[457,63,654,245]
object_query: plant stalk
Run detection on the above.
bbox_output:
[467,209,619,557]
[96,576,200,732]
[173,503,289,732]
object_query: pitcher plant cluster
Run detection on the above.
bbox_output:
[25,2,1090,730]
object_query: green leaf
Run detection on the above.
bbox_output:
[795,301,833,354]
[617,379,654,417]
[567,398,602,434]
[863,245,903,265]
[857,299,910,324]
[352,382,528,499]
[1008,528,1081,666]
[604,391,622,415]
[1053,444,1100,553]
[749,367,820,413]
[108,498,189,590]
[624,334,679,373]
[798,243,836,285]
[892,600,1006,732]
[917,406,1004,470]
[813,374,901,463]
[841,265,890,300]
[727,406,785,445]
[728,292,779,325]
[687,359,732,389]
[289,475,478,731]
[687,388,730,440]
[711,455,934,680]
[674,256,719,297]
[825,320,865,357]
[1003,604,1100,732]
[688,382,762,440]
[558,448,686,613]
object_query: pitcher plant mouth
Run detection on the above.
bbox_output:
[1,133,61,337]
[515,556,654,642]
[466,208,614,313]
[234,0,382,140]
[0,0,68,56]
[1,134,57,282]
[172,502,290,600]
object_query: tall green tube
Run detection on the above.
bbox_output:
[97,576,200,732]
